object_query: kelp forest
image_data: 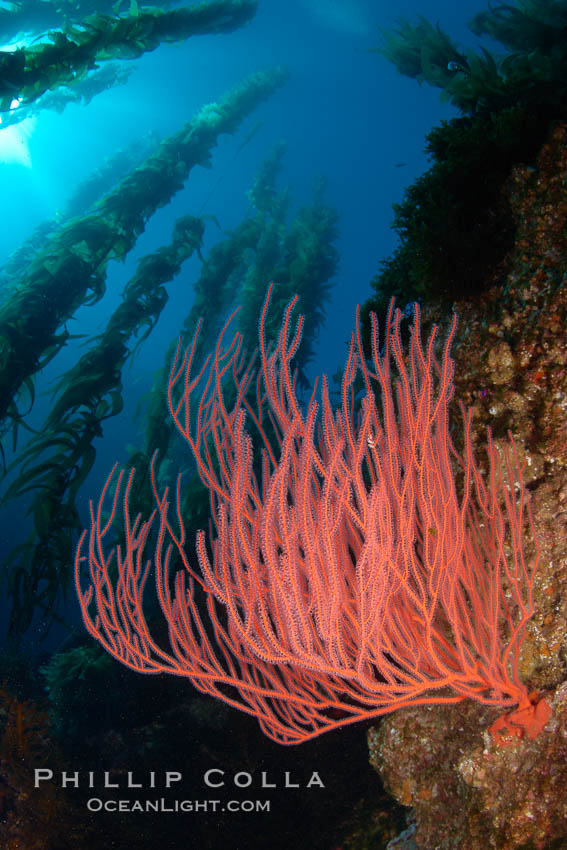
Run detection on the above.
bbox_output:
[1,1,567,848]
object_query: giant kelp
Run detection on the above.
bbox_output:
[364,0,567,330]
[0,62,134,130]
[0,0,258,113]
[1,216,205,637]
[63,129,160,219]
[0,62,288,638]
[0,65,288,434]
[129,146,290,494]
[0,130,160,297]
[241,175,339,387]
[0,0,171,42]
[123,205,270,532]
[0,135,338,641]
[126,144,338,539]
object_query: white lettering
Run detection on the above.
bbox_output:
[61,771,80,788]
[104,772,118,789]
[204,768,224,788]
[284,771,299,788]
[234,771,252,788]
[261,771,276,788]
[165,771,182,787]
[34,769,53,787]
[307,771,325,788]
[127,772,142,788]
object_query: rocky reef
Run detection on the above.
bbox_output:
[368,122,567,850]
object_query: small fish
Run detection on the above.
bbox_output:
[447,59,470,74]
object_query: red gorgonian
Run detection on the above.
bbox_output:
[75,284,551,745]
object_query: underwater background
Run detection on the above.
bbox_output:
[1,0,567,848]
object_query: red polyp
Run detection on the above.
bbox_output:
[489,692,552,746]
